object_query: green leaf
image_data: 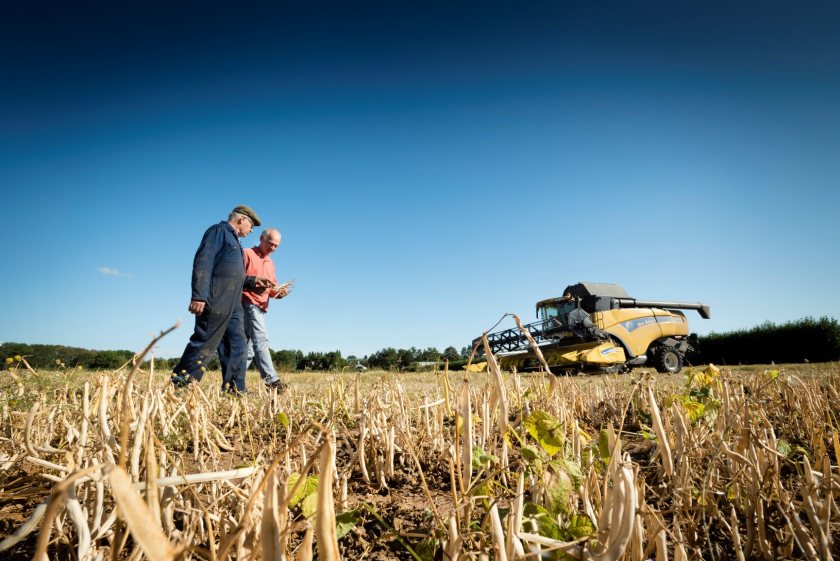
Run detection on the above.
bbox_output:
[776,439,792,457]
[524,411,565,456]
[681,400,706,422]
[335,510,361,540]
[520,444,541,462]
[472,446,499,470]
[413,537,438,561]
[544,465,574,516]
[640,423,656,441]
[523,502,562,540]
[470,480,494,508]
[288,473,319,508]
[275,412,290,430]
[766,369,780,380]
[567,514,595,539]
[301,492,319,518]
[597,429,610,460]
[550,457,583,488]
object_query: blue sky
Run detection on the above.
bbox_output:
[2,1,838,359]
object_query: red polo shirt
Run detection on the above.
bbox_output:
[242,246,278,311]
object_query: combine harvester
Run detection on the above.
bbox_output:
[474,282,710,375]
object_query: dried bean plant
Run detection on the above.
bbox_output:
[0,328,838,560]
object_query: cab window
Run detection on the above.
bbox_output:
[538,301,575,320]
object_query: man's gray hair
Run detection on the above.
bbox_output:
[260,228,280,240]
[228,211,247,222]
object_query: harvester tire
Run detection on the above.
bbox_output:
[654,347,683,374]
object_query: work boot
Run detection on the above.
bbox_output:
[266,378,289,391]
[171,374,192,388]
[223,385,249,397]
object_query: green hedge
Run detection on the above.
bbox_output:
[694,316,840,365]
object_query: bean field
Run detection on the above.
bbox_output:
[1,357,838,560]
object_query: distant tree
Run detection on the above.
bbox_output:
[396,348,416,370]
[368,347,399,370]
[442,346,460,361]
[88,350,134,370]
[150,357,173,370]
[297,350,345,371]
[418,347,441,362]
[272,349,300,371]
[326,351,347,371]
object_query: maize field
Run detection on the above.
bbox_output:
[1,348,839,560]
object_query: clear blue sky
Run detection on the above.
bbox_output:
[2,1,838,359]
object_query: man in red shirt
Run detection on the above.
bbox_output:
[241,227,292,388]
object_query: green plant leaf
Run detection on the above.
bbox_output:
[523,502,562,540]
[520,444,541,462]
[544,464,574,516]
[413,537,438,561]
[472,446,499,470]
[597,429,610,460]
[301,492,319,518]
[275,412,290,430]
[335,510,361,539]
[524,411,565,456]
[288,473,319,508]
[726,486,737,500]
[470,480,494,508]
[681,400,706,422]
[776,439,792,457]
[550,457,583,488]
[567,514,595,539]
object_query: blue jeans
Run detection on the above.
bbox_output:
[243,303,280,385]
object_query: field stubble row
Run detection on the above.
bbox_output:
[1,360,839,560]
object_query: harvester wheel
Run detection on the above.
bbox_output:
[654,347,683,374]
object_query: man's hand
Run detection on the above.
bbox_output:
[270,280,294,299]
[254,276,273,289]
[189,300,206,315]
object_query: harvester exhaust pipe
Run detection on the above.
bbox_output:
[613,298,711,319]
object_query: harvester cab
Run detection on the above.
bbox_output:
[474,282,710,374]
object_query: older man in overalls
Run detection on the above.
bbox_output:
[171,205,270,393]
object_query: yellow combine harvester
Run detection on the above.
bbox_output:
[474,282,710,374]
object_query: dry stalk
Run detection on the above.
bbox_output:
[482,335,509,433]
[646,385,674,480]
[105,464,181,561]
[315,430,340,561]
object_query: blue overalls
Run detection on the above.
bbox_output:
[172,221,252,391]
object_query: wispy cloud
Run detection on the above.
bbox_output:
[98,266,130,277]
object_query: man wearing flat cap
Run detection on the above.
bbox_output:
[171,205,271,393]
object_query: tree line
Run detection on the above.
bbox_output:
[694,316,840,365]
[0,342,474,372]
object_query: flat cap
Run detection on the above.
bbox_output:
[232,205,261,226]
